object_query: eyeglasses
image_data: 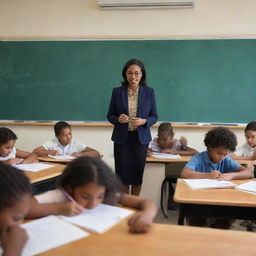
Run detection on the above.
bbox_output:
[126,72,142,77]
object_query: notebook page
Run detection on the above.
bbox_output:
[235,181,256,194]
[60,203,134,233]
[14,163,54,172]
[152,152,181,159]
[48,155,76,160]
[181,179,236,189]
[21,216,89,256]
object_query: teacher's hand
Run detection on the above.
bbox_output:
[118,114,129,123]
[131,118,146,128]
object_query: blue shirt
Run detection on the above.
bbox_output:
[185,151,241,174]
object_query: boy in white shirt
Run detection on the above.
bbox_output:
[34,121,100,158]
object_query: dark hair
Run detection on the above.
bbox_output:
[0,162,31,210]
[59,157,123,204]
[158,122,174,137]
[54,121,71,136]
[245,121,256,132]
[0,127,18,145]
[204,127,237,152]
[121,58,147,87]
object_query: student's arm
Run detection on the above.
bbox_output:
[180,167,223,179]
[26,197,84,218]
[230,150,256,161]
[222,165,253,180]
[119,194,157,233]
[33,146,59,157]
[161,147,198,156]
[1,225,28,256]
[71,147,101,158]
[16,149,38,164]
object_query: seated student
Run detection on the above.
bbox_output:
[0,162,32,256]
[34,121,100,158]
[180,127,252,229]
[0,127,37,165]
[230,121,256,174]
[148,122,198,156]
[27,156,157,233]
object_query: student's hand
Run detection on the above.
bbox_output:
[127,212,153,233]
[222,172,236,181]
[131,118,146,128]
[4,158,23,165]
[71,152,80,157]
[160,149,175,154]
[57,202,84,216]
[209,170,223,180]
[147,150,153,157]
[1,225,28,256]
[118,114,129,123]
[48,150,59,156]
[179,136,188,148]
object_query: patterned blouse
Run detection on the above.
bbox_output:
[127,87,139,131]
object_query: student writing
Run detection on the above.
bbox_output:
[0,127,37,165]
[27,156,157,233]
[230,121,256,174]
[34,121,101,158]
[180,127,252,229]
[0,163,32,256]
[148,122,198,156]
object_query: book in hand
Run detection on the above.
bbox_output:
[235,181,256,194]
[180,179,236,189]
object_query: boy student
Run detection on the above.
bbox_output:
[230,121,256,175]
[181,127,252,229]
[34,121,101,158]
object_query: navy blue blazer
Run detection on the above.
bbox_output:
[107,85,158,145]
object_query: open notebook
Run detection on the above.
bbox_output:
[48,154,76,160]
[21,216,89,256]
[235,181,256,194]
[180,179,236,189]
[152,152,180,159]
[60,203,134,233]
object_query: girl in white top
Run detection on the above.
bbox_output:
[0,127,37,165]
[34,121,100,158]
[27,156,157,233]
[230,121,256,174]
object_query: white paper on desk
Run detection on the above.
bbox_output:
[152,152,181,159]
[48,154,76,160]
[60,203,133,233]
[21,215,89,256]
[235,181,256,194]
[14,163,54,172]
[181,179,236,189]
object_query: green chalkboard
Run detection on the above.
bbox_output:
[0,39,255,123]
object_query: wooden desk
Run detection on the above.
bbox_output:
[146,155,191,163]
[38,220,256,256]
[23,163,65,195]
[174,179,256,227]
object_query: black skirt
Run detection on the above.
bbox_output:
[114,131,148,185]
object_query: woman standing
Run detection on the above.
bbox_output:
[107,59,158,195]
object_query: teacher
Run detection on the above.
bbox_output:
[107,58,158,196]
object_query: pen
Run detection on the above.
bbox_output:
[61,189,76,203]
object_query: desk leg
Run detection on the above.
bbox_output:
[160,178,169,218]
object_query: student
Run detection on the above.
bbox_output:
[0,127,37,165]
[27,156,157,233]
[230,121,256,174]
[34,121,101,158]
[148,122,198,156]
[0,162,32,256]
[180,127,252,229]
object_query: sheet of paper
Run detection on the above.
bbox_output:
[235,181,256,194]
[60,203,133,233]
[21,216,89,256]
[48,154,76,160]
[181,179,236,189]
[14,163,54,172]
[152,152,181,159]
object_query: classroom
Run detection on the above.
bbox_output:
[1,0,256,255]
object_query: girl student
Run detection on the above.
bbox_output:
[148,122,198,156]
[27,156,157,233]
[0,162,32,256]
[0,127,37,165]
